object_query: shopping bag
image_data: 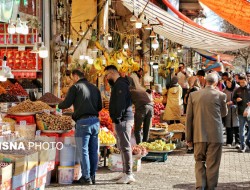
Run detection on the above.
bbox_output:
[243,106,250,118]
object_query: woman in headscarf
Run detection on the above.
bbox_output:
[163,76,183,124]
[223,77,240,148]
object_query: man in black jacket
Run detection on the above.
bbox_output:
[233,75,250,152]
[58,69,102,185]
[104,65,135,184]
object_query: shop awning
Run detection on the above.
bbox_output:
[194,49,235,62]
[199,0,250,34]
[122,0,250,51]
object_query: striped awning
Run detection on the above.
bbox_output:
[122,0,250,51]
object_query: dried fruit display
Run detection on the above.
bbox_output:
[39,92,62,104]
[0,85,6,94]
[0,80,14,89]
[8,83,28,96]
[0,94,19,102]
[36,112,73,130]
[99,109,113,132]
[2,117,16,132]
[8,100,52,113]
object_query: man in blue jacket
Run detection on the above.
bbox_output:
[104,65,135,184]
[58,69,102,185]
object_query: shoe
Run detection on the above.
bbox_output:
[246,140,250,148]
[240,146,246,153]
[112,173,125,180]
[235,144,240,149]
[187,148,194,154]
[79,177,92,185]
[227,144,232,148]
[116,174,136,184]
[90,175,95,184]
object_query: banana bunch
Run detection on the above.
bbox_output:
[95,41,105,52]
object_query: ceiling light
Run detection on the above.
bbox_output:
[31,43,39,53]
[79,55,85,60]
[7,22,15,34]
[22,22,29,35]
[39,42,48,58]
[150,29,156,38]
[152,63,159,69]
[144,21,151,30]
[149,60,154,65]
[123,42,129,49]
[135,18,142,29]
[135,38,142,45]
[79,24,84,36]
[108,36,112,41]
[88,58,94,64]
[130,11,137,22]
[151,38,159,50]
[15,14,23,34]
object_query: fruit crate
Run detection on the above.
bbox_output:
[142,152,168,162]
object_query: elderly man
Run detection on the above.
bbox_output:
[186,73,228,190]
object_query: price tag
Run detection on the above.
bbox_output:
[12,103,17,107]
[18,46,25,51]
[56,109,62,116]
[43,109,50,114]
[36,130,41,136]
[20,120,27,126]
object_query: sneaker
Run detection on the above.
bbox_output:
[116,174,136,184]
[227,144,232,148]
[240,146,246,153]
[90,175,95,184]
[112,173,125,180]
[235,144,240,149]
[79,177,92,185]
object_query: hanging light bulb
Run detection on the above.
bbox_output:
[123,42,129,49]
[4,67,14,79]
[151,38,159,50]
[144,20,151,30]
[2,56,7,67]
[135,18,142,29]
[149,60,154,65]
[135,38,142,45]
[31,43,39,53]
[150,29,156,38]
[79,55,85,60]
[7,21,15,34]
[152,63,159,69]
[22,22,29,35]
[88,58,94,64]
[136,45,142,50]
[39,42,48,58]
[117,59,123,64]
[108,36,112,41]
[130,11,137,22]
[15,14,23,34]
[79,25,84,36]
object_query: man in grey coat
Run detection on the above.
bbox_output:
[186,73,228,190]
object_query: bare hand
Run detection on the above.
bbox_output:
[247,102,250,106]
[227,101,233,105]
[236,98,242,102]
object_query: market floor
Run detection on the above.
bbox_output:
[47,146,250,190]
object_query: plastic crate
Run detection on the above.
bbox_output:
[142,152,168,162]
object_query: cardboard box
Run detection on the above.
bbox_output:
[74,164,81,180]
[27,152,38,171]
[35,174,47,189]
[0,163,12,186]
[26,166,38,183]
[25,179,36,190]
[0,154,27,176]
[38,149,48,165]
[0,178,11,190]
[37,162,48,178]
[108,154,141,172]
[12,172,26,189]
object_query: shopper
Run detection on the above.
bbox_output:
[130,85,154,144]
[177,63,190,113]
[233,75,250,152]
[223,78,240,148]
[58,69,102,185]
[195,70,206,89]
[104,65,135,184]
[163,76,183,124]
[186,73,228,190]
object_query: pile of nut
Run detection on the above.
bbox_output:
[0,94,19,102]
[39,92,62,104]
[36,112,72,130]
[8,100,52,113]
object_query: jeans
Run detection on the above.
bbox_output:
[115,120,133,175]
[134,105,153,144]
[75,117,100,179]
[238,115,250,149]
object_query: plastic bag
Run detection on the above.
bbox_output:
[243,106,250,120]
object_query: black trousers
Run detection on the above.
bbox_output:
[226,127,239,145]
